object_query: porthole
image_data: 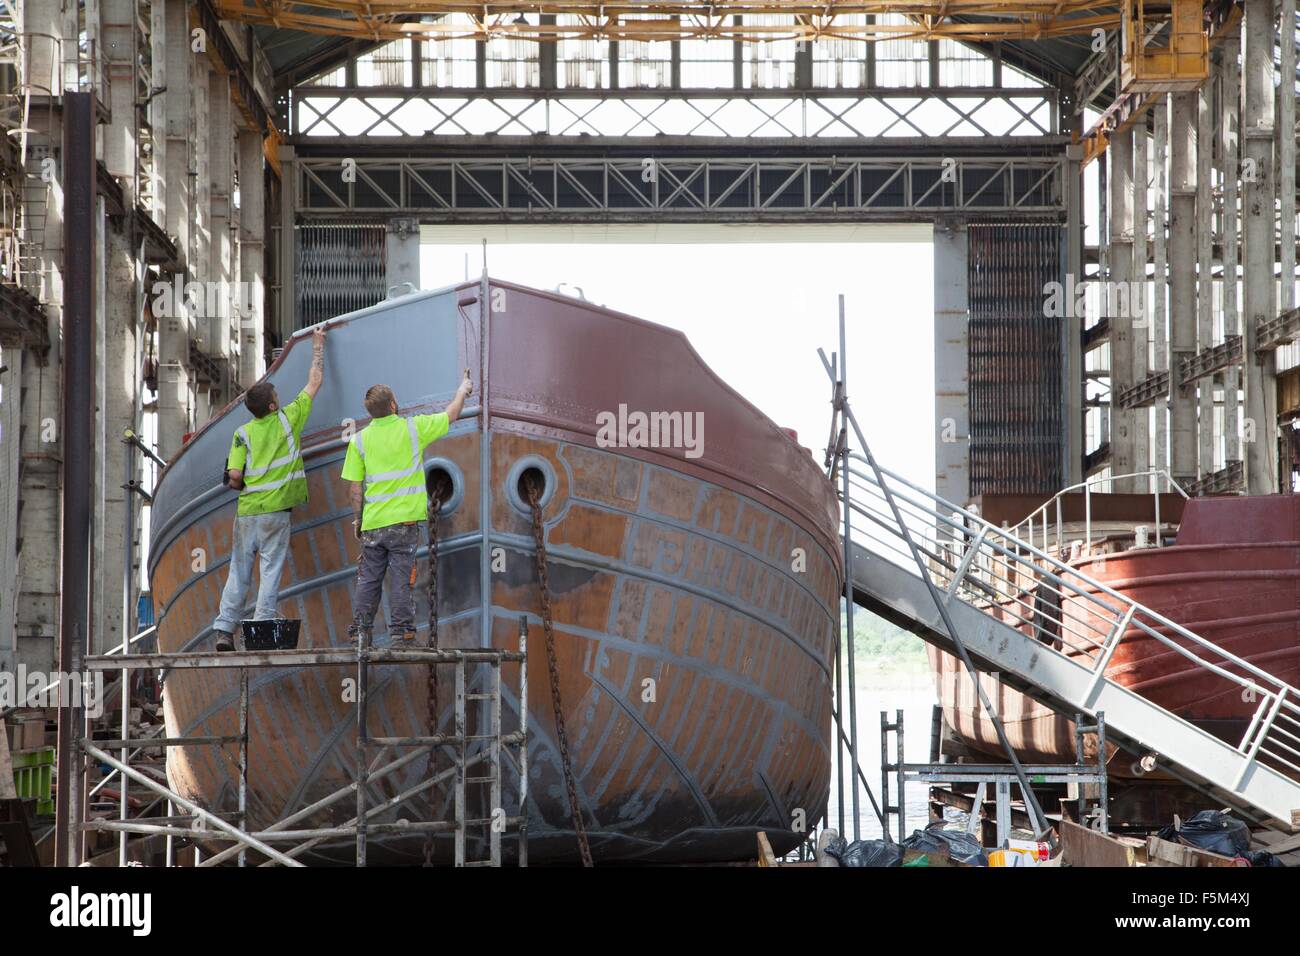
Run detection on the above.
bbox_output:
[424,457,465,516]
[506,455,556,517]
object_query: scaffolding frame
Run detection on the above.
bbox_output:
[67,636,529,867]
[883,709,1111,849]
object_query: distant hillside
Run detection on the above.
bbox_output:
[840,603,928,676]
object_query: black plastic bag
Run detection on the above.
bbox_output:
[1156,810,1249,859]
[1246,849,1284,867]
[903,821,989,866]
[826,837,904,868]
[821,834,847,860]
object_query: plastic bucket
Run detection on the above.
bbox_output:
[240,618,301,650]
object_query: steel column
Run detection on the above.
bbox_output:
[16,0,66,678]
[237,130,267,385]
[208,71,235,401]
[1222,33,1242,465]
[933,221,969,507]
[278,144,298,337]
[1065,140,1085,485]
[385,217,421,293]
[1196,77,1215,475]
[1168,90,1198,487]
[1242,0,1278,493]
[1133,122,1151,482]
[54,92,96,868]
[1109,129,1137,489]
[0,355,20,673]
[1281,0,1297,318]
[1153,97,1169,474]
[157,0,194,459]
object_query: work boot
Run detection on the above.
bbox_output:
[394,630,417,645]
[214,630,236,653]
[346,627,370,649]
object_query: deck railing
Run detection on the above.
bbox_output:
[845,455,1300,791]
[1004,469,1190,559]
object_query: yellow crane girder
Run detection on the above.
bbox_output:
[214,0,1131,44]
[1080,0,1235,168]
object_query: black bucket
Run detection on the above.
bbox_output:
[240,618,301,651]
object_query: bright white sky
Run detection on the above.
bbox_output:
[420,224,936,491]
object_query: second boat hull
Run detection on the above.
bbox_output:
[932,495,1300,770]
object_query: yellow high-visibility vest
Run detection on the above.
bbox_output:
[229,401,309,515]
[343,413,449,530]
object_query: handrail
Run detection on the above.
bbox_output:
[1004,468,1189,555]
[847,456,1294,699]
[850,480,1300,741]
[842,454,1300,782]
[1047,469,1191,502]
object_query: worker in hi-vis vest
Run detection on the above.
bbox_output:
[211,326,328,651]
[342,372,472,645]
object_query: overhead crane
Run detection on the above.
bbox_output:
[214,0,1134,44]
[213,0,1225,163]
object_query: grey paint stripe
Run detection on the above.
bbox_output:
[491,530,835,680]
[582,472,836,625]
[587,670,720,828]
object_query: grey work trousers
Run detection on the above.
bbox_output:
[349,522,423,638]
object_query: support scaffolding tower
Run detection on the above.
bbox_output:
[63,634,529,867]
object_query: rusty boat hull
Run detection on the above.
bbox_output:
[932,495,1300,769]
[148,279,842,864]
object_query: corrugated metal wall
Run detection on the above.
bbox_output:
[967,222,1063,495]
[295,223,387,330]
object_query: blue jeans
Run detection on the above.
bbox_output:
[212,511,292,635]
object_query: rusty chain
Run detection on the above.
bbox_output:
[525,474,594,867]
[421,485,445,868]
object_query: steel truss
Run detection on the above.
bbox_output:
[294,88,1059,140]
[292,146,1066,221]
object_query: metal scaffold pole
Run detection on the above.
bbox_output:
[819,307,890,847]
[355,639,370,865]
[821,295,1054,844]
[837,295,862,843]
[478,262,492,653]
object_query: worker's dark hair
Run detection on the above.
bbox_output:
[364,384,397,419]
[245,383,277,418]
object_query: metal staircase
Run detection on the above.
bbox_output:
[842,452,1300,831]
[815,296,1300,836]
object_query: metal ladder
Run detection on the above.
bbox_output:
[843,454,1300,831]
[3,25,60,299]
[356,645,529,867]
[459,655,516,867]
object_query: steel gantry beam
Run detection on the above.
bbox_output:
[289,142,1067,221]
[217,1,1126,45]
[293,87,1060,141]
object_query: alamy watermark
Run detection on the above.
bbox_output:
[595,404,705,459]
[1042,275,1149,325]
[49,886,151,936]
[1,666,105,719]
[150,275,260,321]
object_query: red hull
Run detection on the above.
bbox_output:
[935,495,1300,763]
